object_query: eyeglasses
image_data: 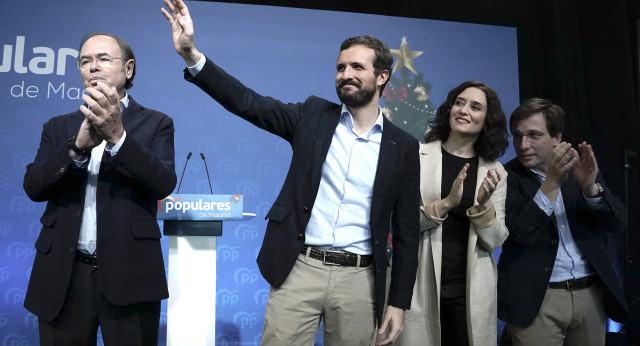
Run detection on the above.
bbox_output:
[512,131,548,143]
[77,55,123,71]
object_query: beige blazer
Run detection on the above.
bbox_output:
[396,140,508,346]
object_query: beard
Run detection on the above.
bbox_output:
[336,79,377,108]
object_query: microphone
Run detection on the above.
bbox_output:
[176,152,192,193]
[200,153,213,194]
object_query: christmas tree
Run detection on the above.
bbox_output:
[382,37,437,142]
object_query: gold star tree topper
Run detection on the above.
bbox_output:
[390,36,423,75]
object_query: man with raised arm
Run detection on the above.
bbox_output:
[162,1,420,344]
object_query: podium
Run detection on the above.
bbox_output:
[158,194,243,346]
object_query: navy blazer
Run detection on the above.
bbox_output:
[23,97,176,322]
[497,158,628,327]
[185,58,420,325]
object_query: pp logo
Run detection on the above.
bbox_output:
[255,201,272,219]
[197,180,219,194]
[237,138,260,156]
[233,311,260,329]
[198,136,222,154]
[7,242,35,260]
[218,245,240,263]
[256,160,280,176]
[235,181,260,198]
[273,181,284,195]
[255,246,261,259]
[253,288,270,306]
[13,152,33,171]
[276,141,291,157]
[29,220,41,237]
[216,289,240,307]
[25,266,33,282]
[10,196,35,215]
[23,313,38,330]
[1,334,29,346]
[233,268,260,285]
[0,312,7,329]
[0,174,16,191]
[234,224,260,241]
[4,287,26,306]
[217,159,242,176]
[0,130,18,147]
[216,333,240,346]
[0,266,10,283]
[15,107,44,126]
[0,221,12,237]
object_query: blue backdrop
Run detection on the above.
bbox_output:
[0,1,518,344]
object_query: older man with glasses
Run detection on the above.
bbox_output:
[496,97,628,346]
[23,32,176,345]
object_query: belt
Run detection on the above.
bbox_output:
[548,275,596,290]
[75,251,97,267]
[301,246,372,267]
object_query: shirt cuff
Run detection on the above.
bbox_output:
[105,131,127,156]
[73,156,89,167]
[584,195,604,208]
[533,188,555,216]
[187,54,207,76]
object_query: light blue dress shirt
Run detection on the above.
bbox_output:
[531,169,603,282]
[304,104,383,255]
[76,95,129,254]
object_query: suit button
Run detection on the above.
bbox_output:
[59,167,65,173]
[76,210,82,217]
[69,247,74,253]
[297,233,305,240]
[544,267,551,272]
[303,206,310,213]
[550,239,558,245]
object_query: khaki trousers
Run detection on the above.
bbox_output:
[509,280,606,346]
[261,252,377,346]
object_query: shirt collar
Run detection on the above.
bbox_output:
[121,93,129,109]
[529,168,546,182]
[340,104,384,135]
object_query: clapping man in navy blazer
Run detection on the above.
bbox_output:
[497,98,628,346]
[23,33,176,345]
[162,1,420,345]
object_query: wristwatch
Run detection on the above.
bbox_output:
[67,135,89,157]
[591,182,604,198]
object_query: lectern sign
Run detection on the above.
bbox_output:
[157,194,243,220]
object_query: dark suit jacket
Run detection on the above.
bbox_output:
[185,58,420,325]
[497,158,628,327]
[23,97,176,322]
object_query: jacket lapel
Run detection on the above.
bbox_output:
[419,141,443,206]
[310,105,341,187]
[370,119,399,220]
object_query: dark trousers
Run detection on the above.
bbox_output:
[38,259,161,346]
[440,295,469,346]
